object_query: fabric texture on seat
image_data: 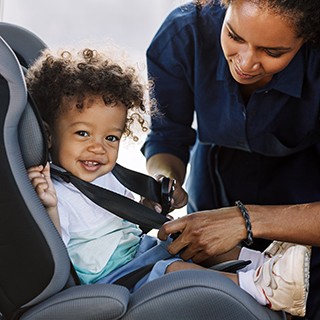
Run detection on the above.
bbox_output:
[123,270,285,320]
[19,284,129,320]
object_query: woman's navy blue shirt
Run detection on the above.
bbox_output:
[142,3,320,317]
[143,2,320,208]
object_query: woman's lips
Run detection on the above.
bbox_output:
[234,65,257,79]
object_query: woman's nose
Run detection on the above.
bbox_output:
[237,48,260,72]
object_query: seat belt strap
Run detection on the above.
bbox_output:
[50,163,171,231]
[112,163,161,203]
[112,163,175,214]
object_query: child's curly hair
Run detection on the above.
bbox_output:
[26,48,153,141]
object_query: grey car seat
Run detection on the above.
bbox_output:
[0,22,286,320]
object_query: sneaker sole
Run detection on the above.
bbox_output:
[285,245,311,317]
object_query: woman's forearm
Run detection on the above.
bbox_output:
[146,153,187,186]
[248,202,320,246]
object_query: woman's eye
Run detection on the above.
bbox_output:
[264,49,282,58]
[227,31,243,43]
[76,131,89,137]
[106,135,119,142]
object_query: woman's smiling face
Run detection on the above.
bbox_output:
[220,0,304,88]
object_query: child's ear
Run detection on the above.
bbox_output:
[43,121,52,148]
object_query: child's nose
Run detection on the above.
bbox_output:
[88,140,106,153]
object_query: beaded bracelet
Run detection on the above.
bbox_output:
[235,200,253,246]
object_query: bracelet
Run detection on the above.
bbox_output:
[235,200,253,246]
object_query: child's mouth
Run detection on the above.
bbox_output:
[81,160,102,171]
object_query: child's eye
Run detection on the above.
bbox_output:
[106,135,119,142]
[76,131,89,137]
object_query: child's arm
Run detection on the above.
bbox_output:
[27,162,61,234]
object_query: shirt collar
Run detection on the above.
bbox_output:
[266,48,304,98]
[217,46,305,98]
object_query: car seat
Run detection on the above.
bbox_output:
[0,22,286,320]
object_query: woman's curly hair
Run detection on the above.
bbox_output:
[196,0,320,47]
[26,48,154,141]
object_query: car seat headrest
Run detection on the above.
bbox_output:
[19,96,48,168]
[0,22,49,169]
[0,22,47,68]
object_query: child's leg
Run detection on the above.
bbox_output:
[201,246,241,267]
[166,243,311,317]
[203,241,299,271]
[202,245,267,271]
[166,260,239,283]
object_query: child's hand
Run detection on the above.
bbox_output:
[28,162,57,209]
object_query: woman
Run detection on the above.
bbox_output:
[142,0,320,318]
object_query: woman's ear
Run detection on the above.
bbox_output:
[43,121,52,148]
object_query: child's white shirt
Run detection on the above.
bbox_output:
[53,172,142,283]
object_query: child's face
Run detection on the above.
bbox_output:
[50,95,127,182]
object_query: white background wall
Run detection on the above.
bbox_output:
[2,1,187,56]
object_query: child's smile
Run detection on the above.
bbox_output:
[80,160,104,172]
[50,94,127,182]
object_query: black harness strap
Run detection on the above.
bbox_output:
[50,163,171,231]
[112,163,162,203]
[113,264,155,290]
[113,163,176,217]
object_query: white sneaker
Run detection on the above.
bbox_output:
[254,244,311,317]
[263,241,297,258]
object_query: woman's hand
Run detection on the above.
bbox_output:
[145,153,188,212]
[170,179,188,209]
[27,162,57,209]
[141,175,188,214]
[158,207,246,263]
